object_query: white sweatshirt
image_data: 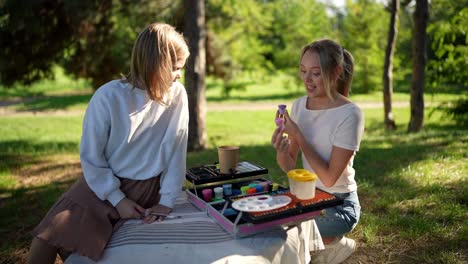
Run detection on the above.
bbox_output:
[80,79,189,208]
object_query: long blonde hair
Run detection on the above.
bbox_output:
[301,39,354,98]
[125,23,189,103]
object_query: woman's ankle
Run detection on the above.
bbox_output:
[322,236,339,245]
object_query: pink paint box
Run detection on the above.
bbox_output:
[185,161,343,238]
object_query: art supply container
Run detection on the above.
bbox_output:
[223,184,233,196]
[259,181,269,192]
[202,188,213,202]
[272,183,279,191]
[232,189,242,196]
[254,185,263,193]
[241,186,249,194]
[214,187,224,199]
[246,188,257,195]
[218,146,239,174]
[287,169,318,200]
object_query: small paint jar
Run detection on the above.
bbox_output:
[222,184,232,196]
[272,183,279,191]
[254,185,263,193]
[259,182,269,192]
[202,189,213,202]
[214,187,224,199]
[232,189,242,196]
[240,186,249,194]
[287,169,318,200]
[247,187,257,195]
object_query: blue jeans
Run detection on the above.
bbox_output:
[314,191,361,237]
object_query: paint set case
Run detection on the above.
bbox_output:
[185,161,343,238]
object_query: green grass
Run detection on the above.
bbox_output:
[2,70,462,113]
[1,106,467,262]
[0,75,467,263]
[0,66,91,98]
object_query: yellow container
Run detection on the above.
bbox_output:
[287,169,318,200]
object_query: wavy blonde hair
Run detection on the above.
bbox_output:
[125,23,189,104]
[301,39,354,98]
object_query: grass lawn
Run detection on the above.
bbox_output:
[0,75,467,263]
[1,73,462,112]
[0,104,467,263]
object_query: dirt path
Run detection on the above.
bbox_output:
[0,101,410,116]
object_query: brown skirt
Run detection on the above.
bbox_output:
[32,175,161,261]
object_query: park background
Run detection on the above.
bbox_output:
[0,0,466,263]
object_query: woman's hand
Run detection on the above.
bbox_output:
[281,110,300,139]
[115,198,145,219]
[271,127,290,153]
[142,204,173,224]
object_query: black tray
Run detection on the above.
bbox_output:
[186,161,268,185]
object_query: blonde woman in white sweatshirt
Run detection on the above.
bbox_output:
[28,22,190,263]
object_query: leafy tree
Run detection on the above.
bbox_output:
[392,2,413,91]
[264,0,332,70]
[0,0,180,89]
[0,0,104,86]
[427,0,467,90]
[341,0,388,93]
[205,0,272,96]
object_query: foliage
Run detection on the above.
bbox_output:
[340,0,389,93]
[205,0,334,97]
[427,1,468,90]
[264,0,333,69]
[432,97,468,128]
[62,0,182,89]
[392,3,414,91]
[206,0,273,96]
[0,0,180,89]
[0,0,100,86]
[1,0,466,100]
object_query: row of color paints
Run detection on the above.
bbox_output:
[201,181,280,202]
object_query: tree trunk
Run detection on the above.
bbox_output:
[184,0,207,151]
[383,0,399,130]
[408,0,428,132]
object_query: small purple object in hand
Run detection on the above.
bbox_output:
[278,104,287,116]
[276,104,287,128]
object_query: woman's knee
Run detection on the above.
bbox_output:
[27,237,58,264]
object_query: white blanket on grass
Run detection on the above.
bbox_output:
[65,192,324,264]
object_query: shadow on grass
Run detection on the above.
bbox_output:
[0,141,79,163]
[207,92,302,103]
[0,125,466,263]
[15,93,92,112]
[353,126,467,263]
[0,155,80,264]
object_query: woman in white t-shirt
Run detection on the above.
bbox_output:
[271,39,364,264]
[28,23,190,263]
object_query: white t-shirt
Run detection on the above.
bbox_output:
[80,79,189,208]
[290,96,365,193]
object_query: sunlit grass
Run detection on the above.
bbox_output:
[0,66,91,98]
[0,78,467,263]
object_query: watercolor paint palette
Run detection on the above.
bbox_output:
[231,195,292,212]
